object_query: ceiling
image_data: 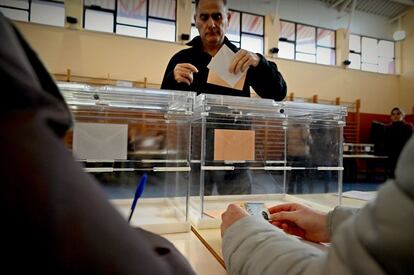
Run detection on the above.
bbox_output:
[316,0,414,20]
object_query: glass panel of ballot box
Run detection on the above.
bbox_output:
[189,94,347,228]
[59,83,195,234]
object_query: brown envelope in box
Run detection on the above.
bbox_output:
[214,129,255,161]
[207,70,247,91]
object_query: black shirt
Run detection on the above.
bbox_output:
[385,121,413,160]
[161,36,287,101]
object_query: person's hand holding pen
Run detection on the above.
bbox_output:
[269,203,330,243]
[173,63,199,85]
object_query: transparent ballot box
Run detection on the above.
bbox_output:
[189,94,347,228]
[59,83,195,234]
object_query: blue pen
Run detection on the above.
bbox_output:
[128,173,148,223]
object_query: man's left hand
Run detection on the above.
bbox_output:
[221,204,249,237]
[229,49,260,74]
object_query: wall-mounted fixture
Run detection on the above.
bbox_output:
[343,60,351,66]
[269,47,279,54]
[180,33,190,41]
[66,16,78,24]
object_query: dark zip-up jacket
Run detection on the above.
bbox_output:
[161,36,287,101]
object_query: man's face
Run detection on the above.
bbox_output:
[391,109,403,122]
[194,0,230,50]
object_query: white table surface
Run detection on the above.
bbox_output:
[162,230,226,275]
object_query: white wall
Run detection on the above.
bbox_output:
[228,0,394,40]
[400,7,414,114]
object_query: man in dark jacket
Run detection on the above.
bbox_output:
[384,107,413,178]
[161,0,287,196]
[161,0,287,100]
[0,13,195,274]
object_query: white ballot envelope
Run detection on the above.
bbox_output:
[207,44,247,90]
[73,122,128,160]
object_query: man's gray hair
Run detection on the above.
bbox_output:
[195,0,227,8]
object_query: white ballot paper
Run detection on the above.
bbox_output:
[207,44,247,88]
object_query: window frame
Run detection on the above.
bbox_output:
[83,2,116,33]
[349,33,395,74]
[83,0,177,41]
[228,9,264,54]
[279,19,336,66]
[0,0,64,25]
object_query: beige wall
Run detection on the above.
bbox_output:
[275,58,400,114]
[400,7,414,115]
[16,22,187,85]
[14,15,413,114]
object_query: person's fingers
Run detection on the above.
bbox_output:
[228,203,248,215]
[283,223,306,239]
[238,54,251,73]
[179,63,199,73]
[174,67,194,85]
[271,221,282,227]
[220,204,248,237]
[281,223,289,231]
[220,222,227,238]
[270,211,299,223]
[268,203,299,214]
[230,50,252,73]
[272,218,306,239]
[229,50,246,73]
[273,221,295,233]
[175,74,191,85]
[221,204,232,219]
[183,70,194,83]
[173,63,198,85]
[232,54,249,74]
[220,204,243,222]
[230,50,259,73]
[220,207,230,237]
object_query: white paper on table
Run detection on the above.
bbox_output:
[207,44,246,88]
[341,190,377,201]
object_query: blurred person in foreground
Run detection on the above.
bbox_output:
[221,137,414,274]
[0,13,194,274]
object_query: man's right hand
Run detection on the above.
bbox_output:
[173,63,199,86]
[269,203,330,243]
